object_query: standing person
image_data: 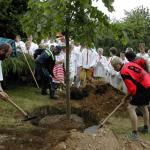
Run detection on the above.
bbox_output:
[0,43,12,100]
[106,47,118,88]
[93,48,108,79]
[137,43,149,61]
[25,35,38,55]
[111,56,150,140]
[53,46,65,85]
[80,46,97,85]
[35,45,58,99]
[72,43,82,87]
[15,35,26,53]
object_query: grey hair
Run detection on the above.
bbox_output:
[125,47,133,53]
[97,48,103,52]
[111,56,123,67]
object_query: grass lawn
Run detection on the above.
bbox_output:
[0,85,149,141]
[0,86,53,127]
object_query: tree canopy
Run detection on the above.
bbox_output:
[21,0,114,45]
[0,0,28,39]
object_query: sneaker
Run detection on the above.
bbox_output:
[138,126,148,134]
[127,132,139,141]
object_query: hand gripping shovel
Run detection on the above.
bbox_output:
[7,97,37,121]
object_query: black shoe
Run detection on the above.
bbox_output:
[41,91,48,95]
[50,95,59,100]
[138,126,149,134]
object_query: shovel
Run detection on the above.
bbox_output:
[84,96,127,134]
[6,97,38,121]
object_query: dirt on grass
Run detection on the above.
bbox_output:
[0,81,150,150]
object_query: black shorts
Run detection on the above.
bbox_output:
[130,88,150,106]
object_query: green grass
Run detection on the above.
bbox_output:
[0,86,53,127]
[0,86,149,141]
[109,116,150,140]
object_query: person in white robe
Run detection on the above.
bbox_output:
[93,48,108,79]
[80,47,97,85]
[117,51,128,93]
[72,44,82,87]
[64,45,76,85]
[106,47,118,88]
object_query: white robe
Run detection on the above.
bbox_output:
[106,56,119,88]
[72,46,82,75]
[81,48,97,69]
[64,51,76,84]
[94,55,108,78]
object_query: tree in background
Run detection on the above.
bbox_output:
[21,0,114,119]
[123,6,150,51]
[0,0,28,39]
[96,6,150,54]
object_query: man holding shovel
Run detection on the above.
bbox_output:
[111,56,150,140]
[0,43,12,100]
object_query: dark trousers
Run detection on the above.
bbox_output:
[35,63,55,97]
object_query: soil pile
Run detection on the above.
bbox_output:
[54,128,150,150]
[79,82,125,122]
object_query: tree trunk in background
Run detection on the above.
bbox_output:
[65,29,71,120]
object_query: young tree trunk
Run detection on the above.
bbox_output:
[65,29,71,120]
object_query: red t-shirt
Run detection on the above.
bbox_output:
[120,62,150,95]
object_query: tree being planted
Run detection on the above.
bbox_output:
[21,0,114,119]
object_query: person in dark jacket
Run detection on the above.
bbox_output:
[111,56,150,140]
[35,45,58,99]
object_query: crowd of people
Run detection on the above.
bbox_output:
[14,34,150,93]
[0,33,150,140]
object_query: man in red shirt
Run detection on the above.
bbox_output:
[111,56,150,140]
